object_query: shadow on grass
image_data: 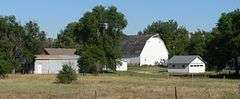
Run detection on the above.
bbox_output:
[208,74,240,79]
[170,73,240,79]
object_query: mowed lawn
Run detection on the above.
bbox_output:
[0,66,239,99]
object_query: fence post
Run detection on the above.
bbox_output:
[95,90,97,99]
[174,86,178,99]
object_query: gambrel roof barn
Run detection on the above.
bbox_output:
[122,33,168,66]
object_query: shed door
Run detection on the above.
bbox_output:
[37,64,42,74]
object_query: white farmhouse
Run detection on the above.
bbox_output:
[167,55,206,73]
[122,33,168,66]
[34,48,79,74]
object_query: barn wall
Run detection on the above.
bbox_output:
[34,59,79,74]
[140,36,168,66]
[188,58,205,73]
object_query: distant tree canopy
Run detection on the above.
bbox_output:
[55,5,127,73]
[0,16,48,73]
[207,9,240,73]
[140,20,189,57]
[187,30,212,57]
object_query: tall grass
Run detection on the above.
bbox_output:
[0,66,239,99]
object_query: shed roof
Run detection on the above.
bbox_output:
[167,55,203,64]
[122,33,158,58]
[35,55,79,60]
[43,48,76,55]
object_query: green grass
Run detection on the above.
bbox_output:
[0,66,239,99]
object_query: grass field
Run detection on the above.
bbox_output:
[0,66,239,99]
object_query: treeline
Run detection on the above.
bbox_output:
[0,16,52,75]
[0,5,239,75]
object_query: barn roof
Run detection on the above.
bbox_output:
[43,48,76,55]
[167,55,203,64]
[122,33,157,58]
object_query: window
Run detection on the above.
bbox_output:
[182,65,185,68]
[190,65,193,67]
[172,65,175,68]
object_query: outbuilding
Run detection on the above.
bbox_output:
[167,55,205,73]
[116,59,128,71]
[34,48,79,74]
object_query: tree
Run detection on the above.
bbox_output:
[187,30,212,56]
[0,51,11,78]
[56,64,77,84]
[210,9,240,73]
[54,22,79,48]
[22,21,48,73]
[0,16,25,73]
[187,30,213,70]
[141,20,189,57]
[56,5,127,73]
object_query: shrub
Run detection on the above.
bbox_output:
[0,65,7,79]
[0,53,11,79]
[56,64,77,84]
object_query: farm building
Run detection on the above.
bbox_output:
[167,55,206,73]
[34,48,79,74]
[116,59,128,71]
[122,33,168,66]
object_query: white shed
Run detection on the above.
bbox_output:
[116,59,127,71]
[122,33,168,66]
[34,48,79,74]
[167,55,206,73]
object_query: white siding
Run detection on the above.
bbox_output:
[34,59,79,74]
[167,57,205,74]
[124,57,140,65]
[140,35,168,66]
[188,58,205,73]
[116,60,127,71]
[168,68,189,73]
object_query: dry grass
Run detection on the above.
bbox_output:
[0,66,239,99]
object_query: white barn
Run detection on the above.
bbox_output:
[122,34,168,66]
[34,48,79,74]
[167,55,206,73]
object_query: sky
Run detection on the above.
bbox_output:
[0,0,240,38]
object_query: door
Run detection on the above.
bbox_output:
[37,64,42,74]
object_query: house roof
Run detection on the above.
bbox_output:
[167,55,203,64]
[43,48,76,55]
[35,55,79,60]
[122,33,158,58]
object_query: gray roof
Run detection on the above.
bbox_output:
[167,55,202,64]
[122,33,158,58]
[35,55,79,60]
[43,48,76,55]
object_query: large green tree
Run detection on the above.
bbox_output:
[56,5,127,73]
[22,21,48,73]
[54,22,79,48]
[209,9,240,73]
[0,16,48,74]
[187,30,212,57]
[0,16,25,73]
[141,20,189,57]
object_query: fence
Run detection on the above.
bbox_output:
[0,86,239,99]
